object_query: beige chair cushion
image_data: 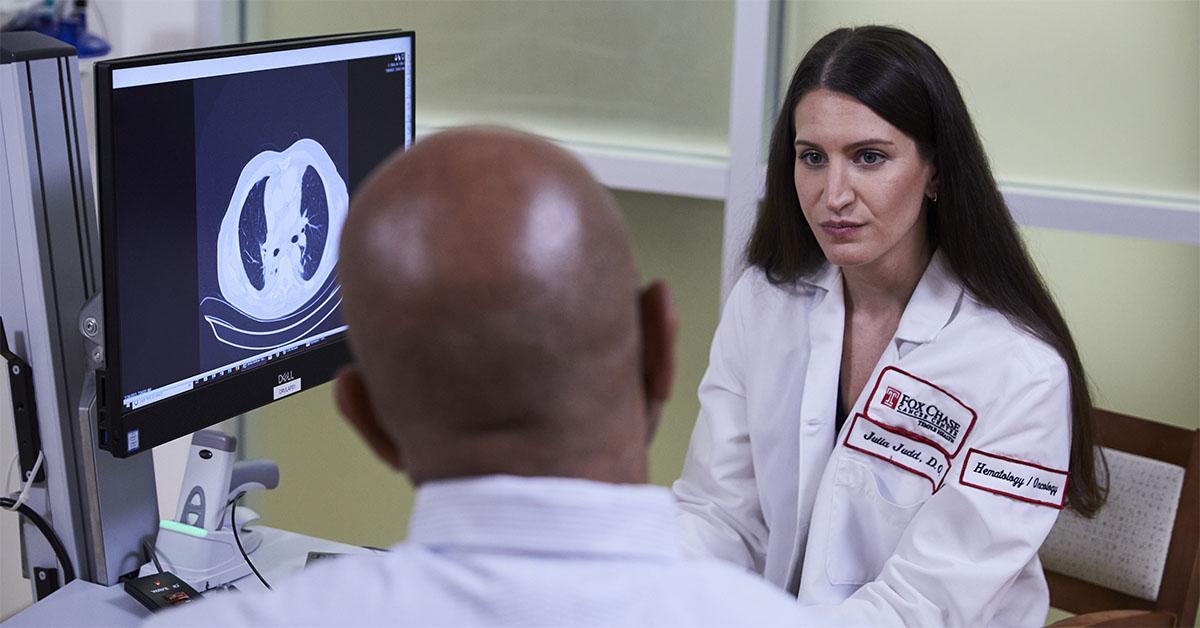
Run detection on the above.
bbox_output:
[1040,448,1185,601]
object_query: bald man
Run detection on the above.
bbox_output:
[150,127,808,627]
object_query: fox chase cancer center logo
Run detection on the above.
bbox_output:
[881,386,902,409]
[867,367,977,456]
[880,385,961,444]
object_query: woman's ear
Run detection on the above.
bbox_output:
[638,281,678,441]
[335,365,404,471]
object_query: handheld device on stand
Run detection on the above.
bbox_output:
[138,430,279,592]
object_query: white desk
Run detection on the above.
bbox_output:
[3,527,374,626]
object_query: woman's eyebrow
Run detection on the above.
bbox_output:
[844,138,895,150]
[793,138,896,150]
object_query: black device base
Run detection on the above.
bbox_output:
[32,567,59,600]
[123,572,203,612]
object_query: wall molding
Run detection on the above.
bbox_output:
[568,141,728,201]
[413,128,1200,250]
[1002,182,1200,246]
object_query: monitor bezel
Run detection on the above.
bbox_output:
[93,29,414,457]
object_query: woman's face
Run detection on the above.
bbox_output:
[792,88,936,275]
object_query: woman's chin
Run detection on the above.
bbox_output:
[819,245,874,269]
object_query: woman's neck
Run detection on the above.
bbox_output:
[841,247,933,316]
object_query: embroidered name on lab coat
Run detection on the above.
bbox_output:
[865,367,977,457]
[959,449,1069,508]
[844,414,952,491]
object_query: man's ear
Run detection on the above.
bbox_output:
[335,365,404,470]
[639,281,678,441]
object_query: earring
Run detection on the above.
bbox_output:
[931,192,938,203]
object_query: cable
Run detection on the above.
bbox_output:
[142,539,163,574]
[2,451,43,512]
[4,452,17,494]
[0,496,75,584]
[228,492,270,590]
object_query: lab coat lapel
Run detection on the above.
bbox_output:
[784,263,844,592]
[783,254,962,592]
[842,252,963,416]
[893,251,963,353]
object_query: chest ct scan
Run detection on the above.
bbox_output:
[204,138,348,352]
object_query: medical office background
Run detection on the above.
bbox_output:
[1,0,1197,620]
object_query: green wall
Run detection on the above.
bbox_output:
[782,0,1199,197]
[245,0,735,156]
[1024,228,1199,429]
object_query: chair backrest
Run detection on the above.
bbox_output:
[1040,409,1199,627]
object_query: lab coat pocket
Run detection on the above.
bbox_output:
[824,456,929,586]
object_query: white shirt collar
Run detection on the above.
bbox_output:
[407,475,683,561]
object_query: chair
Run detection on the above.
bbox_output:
[1040,409,1199,627]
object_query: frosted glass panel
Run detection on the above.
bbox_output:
[249,0,734,157]
[779,1,1200,197]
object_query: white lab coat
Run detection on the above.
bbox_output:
[674,252,1072,627]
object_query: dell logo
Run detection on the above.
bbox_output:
[278,371,295,384]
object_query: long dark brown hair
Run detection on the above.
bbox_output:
[747,25,1106,516]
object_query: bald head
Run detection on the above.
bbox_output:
[336,127,675,484]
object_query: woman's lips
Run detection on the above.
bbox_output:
[820,221,865,238]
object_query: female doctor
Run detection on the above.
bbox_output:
[673,26,1106,627]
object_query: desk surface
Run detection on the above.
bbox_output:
[3,527,373,626]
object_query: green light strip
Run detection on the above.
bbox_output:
[159,519,208,538]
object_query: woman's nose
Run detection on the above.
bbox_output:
[824,163,854,212]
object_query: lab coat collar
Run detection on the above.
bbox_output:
[893,250,963,345]
[798,259,842,293]
[798,251,962,345]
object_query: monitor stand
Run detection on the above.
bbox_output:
[2,31,159,595]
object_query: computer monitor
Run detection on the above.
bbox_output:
[93,30,414,457]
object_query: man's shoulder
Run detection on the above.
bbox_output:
[142,546,421,627]
[144,542,808,627]
[657,557,804,617]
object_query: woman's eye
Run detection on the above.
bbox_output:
[858,151,885,165]
[798,151,825,167]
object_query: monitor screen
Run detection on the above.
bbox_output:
[93,30,414,457]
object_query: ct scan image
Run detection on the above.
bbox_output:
[194,62,350,370]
